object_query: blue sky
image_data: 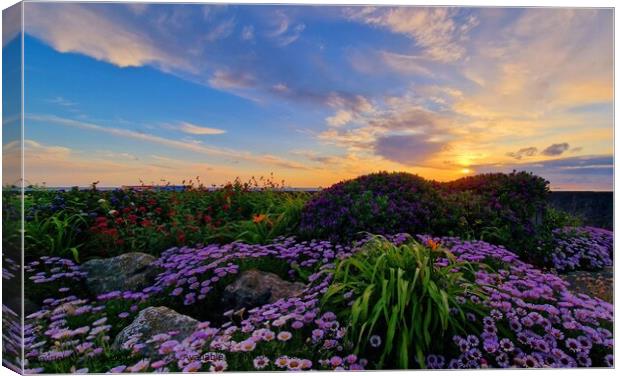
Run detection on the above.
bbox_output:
[3,3,613,189]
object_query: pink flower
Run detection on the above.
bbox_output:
[209,360,228,372]
[182,361,202,372]
[253,355,269,369]
[277,331,292,342]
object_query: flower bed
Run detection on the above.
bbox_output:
[23,234,613,372]
[548,227,614,272]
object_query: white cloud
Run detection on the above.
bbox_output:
[345,7,477,62]
[241,25,255,41]
[205,18,236,42]
[326,110,354,127]
[178,122,226,135]
[24,3,194,72]
[268,11,305,47]
[379,51,433,76]
[47,96,77,107]
[271,83,289,93]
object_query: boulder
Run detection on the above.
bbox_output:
[81,252,159,295]
[221,269,305,310]
[113,306,200,354]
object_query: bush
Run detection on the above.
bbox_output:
[299,172,444,242]
[299,170,552,259]
[321,236,488,369]
[439,171,550,257]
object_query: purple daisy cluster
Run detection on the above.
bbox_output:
[150,237,351,305]
[418,235,614,368]
[549,226,614,272]
[25,256,87,284]
[23,294,113,373]
[22,233,614,372]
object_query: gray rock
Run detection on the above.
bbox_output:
[221,269,305,310]
[81,252,159,295]
[113,306,200,354]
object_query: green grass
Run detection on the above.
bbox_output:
[322,235,489,369]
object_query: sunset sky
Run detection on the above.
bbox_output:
[5,3,614,189]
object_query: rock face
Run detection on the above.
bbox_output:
[221,269,305,310]
[81,252,159,295]
[113,306,199,353]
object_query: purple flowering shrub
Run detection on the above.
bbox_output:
[548,227,614,272]
[23,234,613,372]
[299,171,554,264]
[299,172,444,242]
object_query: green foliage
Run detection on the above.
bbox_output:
[206,193,308,244]
[24,210,89,262]
[543,206,582,229]
[439,171,551,258]
[322,235,488,369]
[10,176,311,262]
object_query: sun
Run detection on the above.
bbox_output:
[460,168,472,174]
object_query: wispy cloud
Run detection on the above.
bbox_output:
[5,139,243,187]
[267,10,305,47]
[345,7,478,62]
[177,122,226,135]
[208,69,256,90]
[241,25,255,41]
[205,18,236,42]
[47,96,77,107]
[378,51,433,76]
[26,114,308,170]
